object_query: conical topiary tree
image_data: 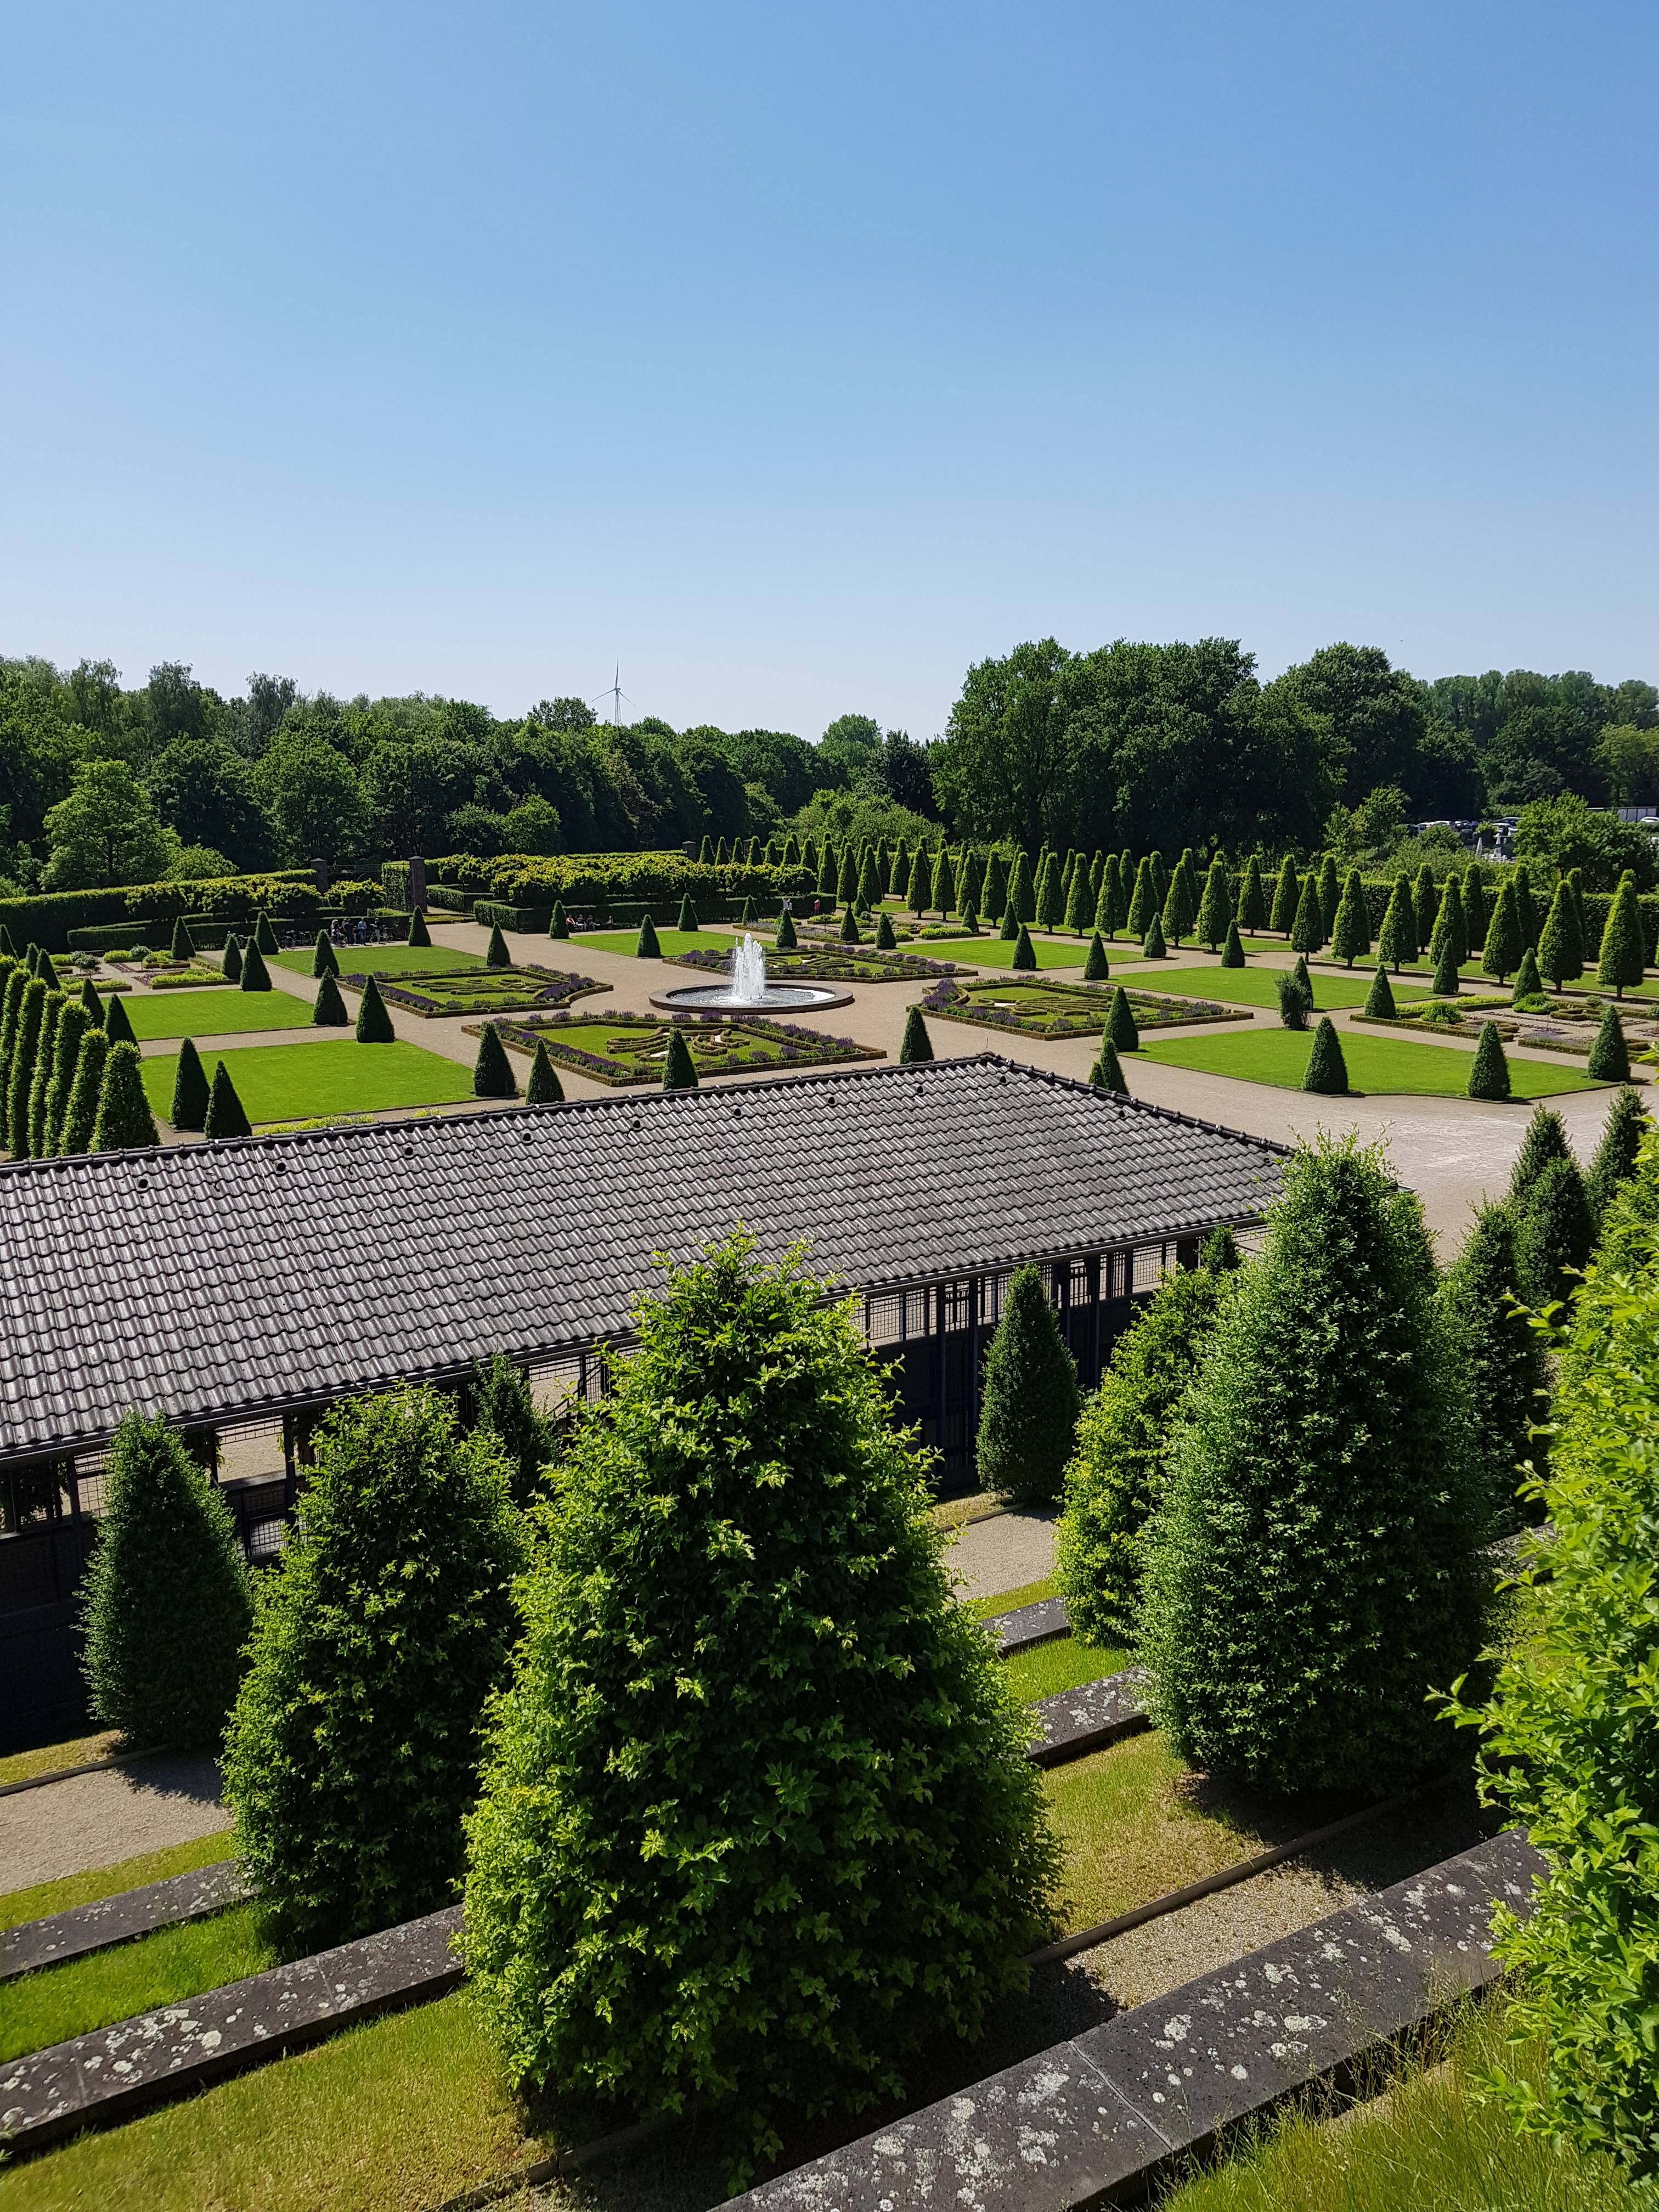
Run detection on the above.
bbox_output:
[1094,854,1122,939]
[1437,1202,1548,1530]
[636,915,662,958]
[977,1263,1081,1506]
[1276,968,1311,1030]
[406,908,432,948]
[356,973,396,1042]
[484,921,511,967]
[6,975,45,1154]
[171,915,195,960]
[313,930,340,978]
[1267,854,1298,936]
[222,935,244,984]
[899,1006,934,1063]
[697,834,713,865]
[1513,945,1544,1001]
[1364,961,1396,1018]
[1468,1022,1510,1101]
[1378,873,1417,972]
[255,913,279,956]
[1302,1014,1348,1094]
[844,847,864,909]
[1239,856,1267,936]
[1431,934,1461,996]
[982,850,1008,923]
[1413,863,1438,951]
[906,847,927,915]
[27,991,65,1155]
[1082,930,1109,981]
[43,1000,89,1152]
[240,939,273,992]
[471,1353,553,1508]
[998,900,1020,941]
[36,949,61,991]
[1106,985,1139,1052]
[859,849,883,911]
[313,971,349,1025]
[1515,1154,1594,1311]
[0,963,28,1076]
[662,1027,698,1089]
[1160,861,1193,947]
[461,1235,1054,2176]
[171,1036,211,1129]
[1012,922,1037,971]
[474,1023,518,1098]
[1063,857,1092,935]
[1585,1086,1649,1229]
[876,910,898,950]
[1220,919,1244,968]
[1058,1234,1240,1646]
[526,1039,564,1104]
[1088,1035,1128,1093]
[678,894,699,932]
[1463,866,1489,949]
[776,909,798,950]
[1142,1135,1487,1791]
[1317,853,1341,939]
[104,989,136,1047]
[1126,857,1156,941]
[549,900,569,940]
[92,1040,158,1152]
[204,1059,253,1140]
[226,1387,528,1952]
[1596,874,1646,999]
[1587,1003,1629,1081]
[1510,1104,1573,1206]
[59,1028,108,1155]
[1481,877,1523,985]
[1330,868,1371,967]
[1537,881,1583,988]
[1289,872,1324,955]
[1142,912,1166,958]
[1034,855,1062,933]
[1429,875,1468,972]
[81,1413,253,1749]
[839,904,862,945]
[79,977,104,1026]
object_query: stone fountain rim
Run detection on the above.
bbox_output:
[646,983,857,1015]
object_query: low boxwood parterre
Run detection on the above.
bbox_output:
[472,1011,884,1085]
[340,964,611,1015]
[915,974,1248,1040]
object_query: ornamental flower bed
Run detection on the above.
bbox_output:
[476,1011,884,1085]
[917,976,1244,1040]
[342,964,611,1016]
[669,945,961,983]
[1358,1004,1659,1058]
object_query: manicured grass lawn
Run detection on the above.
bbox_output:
[2,1835,234,1932]
[0,1730,119,1792]
[572,928,735,957]
[0,1989,550,2212]
[273,945,486,977]
[1140,1026,1606,1098]
[1153,966,1432,1013]
[966,1575,1058,1618]
[142,1040,477,1126]
[122,988,315,1040]
[924,934,1092,970]
[1004,1634,1126,1703]
[0,1903,272,2063]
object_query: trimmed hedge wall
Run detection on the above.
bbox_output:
[1,874,382,952]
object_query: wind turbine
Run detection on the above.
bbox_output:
[591,661,630,727]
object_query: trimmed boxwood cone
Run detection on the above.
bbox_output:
[1220,921,1245,968]
[356,973,396,1042]
[999,905,1020,941]
[1588,1003,1630,1081]
[1363,962,1396,1018]
[1293,953,1313,998]
[485,923,510,967]
[1012,923,1037,971]
[1082,931,1109,981]
[1106,986,1139,1052]
[474,1023,518,1099]
[776,910,797,950]
[204,1059,252,1140]
[1090,1037,1128,1092]
[255,914,279,955]
[526,1040,563,1103]
[43,1001,88,1153]
[407,909,432,948]
[1431,936,1461,996]
[240,940,273,992]
[960,901,980,934]
[35,951,61,992]
[636,916,662,958]
[677,896,698,933]
[222,936,244,983]
[1513,945,1543,1001]
[549,901,568,940]
[839,906,862,945]
[103,991,137,1048]
[875,911,897,950]
[80,977,103,1025]
[1143,913,1167,958]
[313,972,349,1026]
[59,1029,108,1155]
[977,1263,1081,1506]
[92,1040,159,1150]
[171,1037,211,1130]
[171,916,194,960]
[1467,1022,1511,1100]
[899,1007,933,1063]
[1301,1015,1349,1094]
[662,1028,698,1089]
[313,931,340,977]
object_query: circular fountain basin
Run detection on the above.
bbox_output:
[649,983,854,1013]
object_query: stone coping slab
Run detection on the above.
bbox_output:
[0,1904,462,2155]
[983,1595,1070,1654]
[1,1860,250,1983]
[731,1829,1543,2212]
[1027,1672,1149,1766]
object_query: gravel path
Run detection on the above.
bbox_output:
[0,1754,229,1894]
[947,1510,1057,1599]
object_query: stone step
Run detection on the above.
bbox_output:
[1,1860,250,1983]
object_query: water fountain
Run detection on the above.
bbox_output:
[650,932,853,1014]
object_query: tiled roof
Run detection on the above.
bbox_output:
[0,1055,1288,1462]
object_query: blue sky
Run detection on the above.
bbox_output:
[3,1,1655,738]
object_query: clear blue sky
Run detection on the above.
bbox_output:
[3,1,1655,740]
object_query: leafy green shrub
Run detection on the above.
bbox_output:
[170,916,194,960]
[1447,1171,1659,2183]
[1274,968,1311,1030]
[1515,1155,1594,1310]
[839,903,862,944]
[6,975,44,1154]
[462,1235,1054,2175]
[224,1387,527,1951]
[58,1026,108,1154]
[676,894,698,932]
[356,973,396,1042]
[1289,872,1324,955]
[976,1263,1081,1505]
[1141,1136,1487,1792]
[43,998,89,1150]
[81,1412,253,1748]
[1431,934,1461,996]
[1467,1022,1510,1100]
[1301,1014,1348,1093]
[1089,1036,1127,1092]
[1585,1086,1649,1229]
[899,1005,933,1062]
[1331,867,1370,966]
[1595,873,1646,998]
[471,1353,552,1506]
[92,1040,157,1151]
[1438,1202,1548,1528]
[1510,1103,1572,1201]
[1587,1003,1630,1081]
[170,1036,211,1130]
[1057,1237,1238,1645]
[204,1059,252,1139]
[1481,877,1523,984]
[1538,880,1584,988]
[548,899,568,939]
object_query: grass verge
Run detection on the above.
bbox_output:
[1005,1635,1127,1703]
[571,927,735,957]
[123,988,314,1040]
[140,1039,478,1125]
[1152,967,1431,1013]
[0,1903,272,2063]
[1139,1026,1606,1098]
[966,1575,1059,1618]
[920,934,1092,970]
[273,946,486,977]
[0,1733,120,1791]
[1,1835,236,1933]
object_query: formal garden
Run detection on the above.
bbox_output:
[1139,1023,1609,1099]
[137,1037,479,1125]
[348,964,610,1017]
[482,1011,884,1085]
[916,974,1245,1040]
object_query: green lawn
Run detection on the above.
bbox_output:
[1004,1634,1126,1703]
[1140,1025,1606,1098]
[965,1575,1058,1619]
[0,1903,271,2064]
[142,1040,477,1126]
[1153,966,1432,1013]
[571,927,735,957]
[1,1835,233,1931]
[923,934,1092,970]
[122,988,315,1040]
[273,945,486,977]
[0,1730,120,1792]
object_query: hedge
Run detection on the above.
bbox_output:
[390,852,816,910]
[3,874,381,953]
[66,904,382,953]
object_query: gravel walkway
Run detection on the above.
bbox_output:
[947,1510,1057,1599]
[0,1754,229,1894]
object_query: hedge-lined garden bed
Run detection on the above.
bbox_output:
[343,965,610,1017]
[917,976,1246,1040]
[480,1012,883,1084]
